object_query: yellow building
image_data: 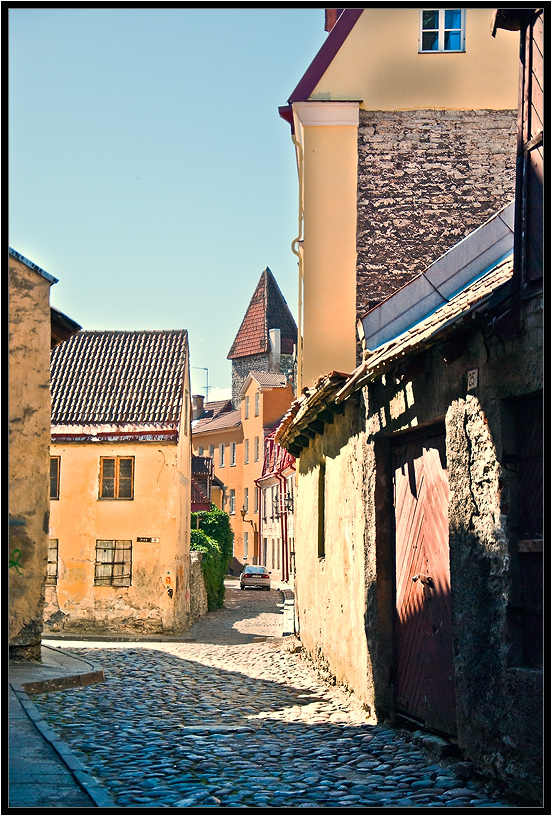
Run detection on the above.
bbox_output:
[192,372,294,576]
[279,7,519,389]
[45,329,192,635]
[9,248,80,658]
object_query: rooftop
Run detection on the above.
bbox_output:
[227,267,297,360]
[51,330,188,426]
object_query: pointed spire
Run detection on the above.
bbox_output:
[227,268,297,360]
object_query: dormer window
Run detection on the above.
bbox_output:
[420,9,465,53]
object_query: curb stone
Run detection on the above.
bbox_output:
[10,682,118,809]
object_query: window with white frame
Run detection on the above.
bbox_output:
[244,487,249,513]
[244,439,249,464]
[255,391,260,416]
[209,444,215,458]
[244,396,249,419]
[419,8,465,53]
[219,444,225,467]
[254,489,258,514]
[243,530,249,557]
[229,489,235,514]
[254,436,260,462]
[230,441,236,466]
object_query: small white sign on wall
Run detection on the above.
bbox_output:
[467,368,479,390]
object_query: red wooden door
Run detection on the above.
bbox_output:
[393,429,457,735]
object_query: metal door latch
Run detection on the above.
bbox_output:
[412,573,434,587]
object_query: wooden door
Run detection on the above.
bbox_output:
[393,428,457,735]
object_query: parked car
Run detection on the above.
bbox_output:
[239,565,271,591]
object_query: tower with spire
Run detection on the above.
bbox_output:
[227,267,297,407]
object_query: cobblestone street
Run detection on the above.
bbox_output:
[32,582,519,808]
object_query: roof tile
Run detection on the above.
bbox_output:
[51,330,188,426]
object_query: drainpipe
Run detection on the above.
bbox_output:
[291,132,304,394]
[277,473,288,583]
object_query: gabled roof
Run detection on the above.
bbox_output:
[279,9,364,126]
[9,247,58,284]
[192,409,241,436]
[51,330,188,426]
[227,267,297,360]
[242,371,290,394]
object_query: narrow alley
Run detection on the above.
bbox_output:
[26,581,519,809]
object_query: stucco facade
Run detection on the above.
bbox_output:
[44,330,192,635]
[9,251,58,658]
[280,7,519,390]
[192,374,294,574]
[280,269,542,800]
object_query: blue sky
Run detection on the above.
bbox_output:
[9,6,327,399]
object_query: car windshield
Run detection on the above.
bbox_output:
[244,566,267,574]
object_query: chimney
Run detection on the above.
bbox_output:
[325,9,343,32]
[268,328,281,373]
[192,394,205,421]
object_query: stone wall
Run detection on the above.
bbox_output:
[356,109,517,320]
[231,353,294,407]
[9,256,53,659]
[292,288,542,801]
[189,551,208,622]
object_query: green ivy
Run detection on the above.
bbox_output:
[190,505,233,610]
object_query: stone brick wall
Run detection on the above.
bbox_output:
[356,109,517,321]
[189,551,208,622]
[231,353,295,407]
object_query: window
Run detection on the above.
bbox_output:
[209,445,215,458]
[219,444,225,467]
[255,392,260,416]
[243,530,249,557]
[244,487,249,513]
[262,489,268,521]
[244,396,249,419]
[230,442,236,467]
[229,489,235,514]
[45,539,58,585]
[420,9,464,52]
[198,446,204,456]
[254,489,258,514]
[254,436,260,462]
[99,457,134,499]
[94,540,132,587]
[50,457,60,500]
[244,439,249,464]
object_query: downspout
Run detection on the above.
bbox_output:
[277,473,288,583]
[291,131,304,394]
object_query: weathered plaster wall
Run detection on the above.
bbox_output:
[295,398,377,713]
[45,441,192,635]
[293,290,542,800]
[9,256,53,658]
[356,109,517,319]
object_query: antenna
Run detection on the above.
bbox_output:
[193,367,209,402]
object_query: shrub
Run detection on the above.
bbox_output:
[190,529,225,611]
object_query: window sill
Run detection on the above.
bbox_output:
[97,497,134,501]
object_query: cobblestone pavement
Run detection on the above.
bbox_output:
[32,583,520,809]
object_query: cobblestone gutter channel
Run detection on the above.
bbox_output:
[29,585,523,808]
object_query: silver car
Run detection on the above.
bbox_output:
[239,565,271,591]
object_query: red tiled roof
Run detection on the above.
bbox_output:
[192,409,241,436]
[51,330,188,426]
[227,267,297,360]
